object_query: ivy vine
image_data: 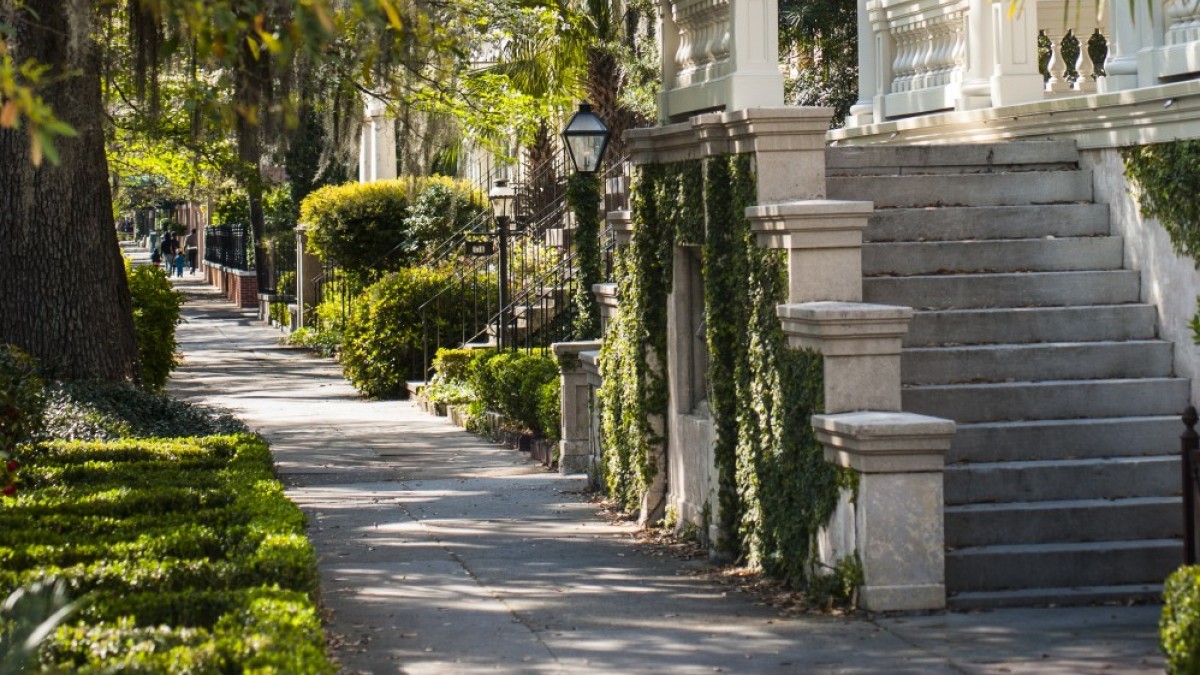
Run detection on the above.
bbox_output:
[598,150,850,592]
[568,172,603,340]
[1122,140,1200,263]
[597,163,674,515]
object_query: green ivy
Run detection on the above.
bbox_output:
[601,151,847,592]
[597,163,674,514]
[1122,141,1200,263]
[1163,564,1200,674]
[568,173,603,340]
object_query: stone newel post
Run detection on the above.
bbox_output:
[551,341,603,475]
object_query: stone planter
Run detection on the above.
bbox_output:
[433,401,448,417]
[447,405,469,427]
[530,438,557,468]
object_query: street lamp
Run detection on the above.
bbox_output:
[562,102,611,174]
[488,178,518,350]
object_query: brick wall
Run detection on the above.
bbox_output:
[202,262,259,309]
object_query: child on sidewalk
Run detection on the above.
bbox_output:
[173,251,186,278]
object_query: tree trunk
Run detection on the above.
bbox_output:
[0,0,139,381]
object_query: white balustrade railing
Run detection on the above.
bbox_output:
[671,0,733,89]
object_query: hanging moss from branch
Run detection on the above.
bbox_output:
[1122,140,1200,264]
[568,172,603,340]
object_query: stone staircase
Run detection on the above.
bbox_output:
[827,141,1187,608]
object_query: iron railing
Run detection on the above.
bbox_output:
[204,224,254,271]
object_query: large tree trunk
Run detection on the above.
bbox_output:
[0,0,139,381]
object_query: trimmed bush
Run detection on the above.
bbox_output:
[0,434,333,672]
[1164,565,1200,673]
[301,177,484,281]
[341,268,495,398]
[468,351,559,436]
[432,347,480,384]
[126,262,185,392]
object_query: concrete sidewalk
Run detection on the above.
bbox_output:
[168,276,1166,674]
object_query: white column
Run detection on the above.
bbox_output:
[990,0,1044,106]
[959,0,994,108]
[847,0,878,126]
[1101,0,1142,92]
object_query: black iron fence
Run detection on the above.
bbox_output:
[204,224,254,271]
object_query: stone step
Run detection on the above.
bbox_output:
[906,304,1159,346]
[828,170,1093,208]
[945,497,1181,547]
[903,377,1189,423]
[865,270,1139,310]
[902,340,1173,385]
[950,416,1182,463]
[865,204,1111,242]
[944,456,1179,505]
[948,584,1165,609]
[946,539,1181,593]
[864,236,1124,277]
[827,141,1081,176]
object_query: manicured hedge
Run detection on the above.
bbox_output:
[468,350,559,437]
[126,262,185,392]
[301,176,485,281]
[1,434,333,673]
[341,268,497,398]
[1165,565,1200,674]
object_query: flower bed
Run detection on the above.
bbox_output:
[1,434,334,673]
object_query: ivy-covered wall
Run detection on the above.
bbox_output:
[597,151,848,590]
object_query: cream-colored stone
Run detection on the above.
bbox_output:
[823,353,903,412]
[777,302,912,356]
[594,283,620,335]
[608,210,634,246]
[814,411,956,472]
[856,471,947,611]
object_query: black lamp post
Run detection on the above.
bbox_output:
[562,102,611,174]
[488,178,516,350]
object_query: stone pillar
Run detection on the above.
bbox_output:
[778,302,912,413]
[747,200,874,303]
[813,411,955,611]
[990,0,1045,106]
[594,282,619,336]
[552,340,603,474]
[608,210,633,247]
[960,0,995,108]
[1100,0,1141,93]
[722,108,832,203]
[359,94,397,183]
[295,224,323,329]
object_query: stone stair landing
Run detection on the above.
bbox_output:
[827,140,1187,608]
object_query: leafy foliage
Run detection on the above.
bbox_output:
[301,178,484,283]
[125,263,185,393]
[597,163,674,515]
[0,434,332,672]
[464,351,559,436]
[341,267,496,399]
[779,0,858,127]
[0,346,45,456]
[569,172,604,339]
[41,381,246,443]
[1164,565,1200,674]
[1123,141,1200,263]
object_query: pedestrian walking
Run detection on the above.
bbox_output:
[173,251,186,278]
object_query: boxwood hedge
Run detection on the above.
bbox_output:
[1,434,333,673]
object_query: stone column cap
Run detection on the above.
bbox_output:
[625,122,699,165]
[724,107,833,154]
[608,210,633,245]
[551,340,604,358]
[778,301,913,356]
[813,411,956,473]
[747,200,874,249]
[579,350,601,371]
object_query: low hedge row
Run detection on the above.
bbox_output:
[1165,565,1200,673]
[1,434,333,673]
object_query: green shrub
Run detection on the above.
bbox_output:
[341,268,495,399]
[468,351,559,436]
[1165,565,1200,673]
[301,177,484,282]
[269,301,290,328]
[125,262,185,392]
[0,434,333,672]
[0,345,45,454]
[432,347,480,384]
[422,380,475,406]
[537,378,561,442]
[40,380,246,442]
